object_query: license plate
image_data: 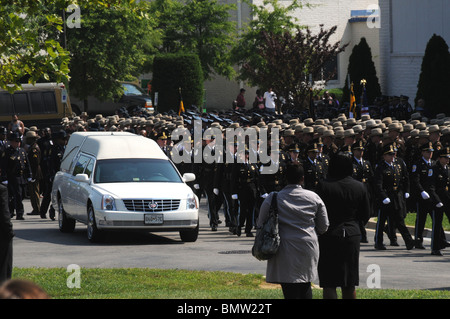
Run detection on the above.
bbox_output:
[144,214,163,225]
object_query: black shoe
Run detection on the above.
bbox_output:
[246,232,254,238]
[16,216,24,220]
[374,244,386,250]
[431,250,443,256]
[236,228,241,237]
[445,242,450,248]
[40,215,47,219]
[415,242,426,249]
[390,240,400,246]
[360,237,368,243]
[27,211,40,215]
[406,241,415,250]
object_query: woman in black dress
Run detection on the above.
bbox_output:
[316,154,371,299]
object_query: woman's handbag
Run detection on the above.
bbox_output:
[252,192,280,261]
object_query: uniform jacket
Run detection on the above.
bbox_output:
[27,142,42,181]
[433,161,450,204]
[302,157,325,192]
[410,157,439,204]
[1,146,32,184]
[374,160,405,211]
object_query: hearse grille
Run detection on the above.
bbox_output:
[123,199,181,212]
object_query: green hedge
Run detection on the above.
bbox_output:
[152,53,204,113]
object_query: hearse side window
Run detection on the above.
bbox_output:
[72,154,91,176]
[84,159,95,178]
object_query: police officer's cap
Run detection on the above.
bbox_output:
[52,130,67,140]
[351,141,365,151]
[157,132,168,140]
[288,143,300,153]
[306,143,319,153]
[383,143,396,155]
[8,131,21,141]
[437,147,450,158]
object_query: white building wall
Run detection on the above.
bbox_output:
[379,0,450,104]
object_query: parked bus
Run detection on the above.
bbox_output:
[0,83,73,127]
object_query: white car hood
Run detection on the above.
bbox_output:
[92,182,193,199]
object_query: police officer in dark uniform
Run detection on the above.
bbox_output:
[431,147,450,255]
[373,144,414,250]
[302,142,325,192]
[0,127,7,155]
[193,134,219,231]
[258,141,287,194]
[351,140,374,243]
[214,141,236,233]
[315,138,330,177]
[1,132,32,220]
[39,130,67,220]
[231,148,259,237]
[410,142,440,249]
[25,130,42,216]
[156,132,172,157]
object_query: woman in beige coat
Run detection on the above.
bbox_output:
[257,163,329,299]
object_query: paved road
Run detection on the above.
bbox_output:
[10,199,450,291]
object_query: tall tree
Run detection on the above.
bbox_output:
[151,0,236,80]
[67,0,160,111]
[242,26,346,111]
[0,0,71,93]
[231,0,308,87]
[415,34,450,117]
[342,37,381,106]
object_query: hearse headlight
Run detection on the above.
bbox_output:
[186,194,198,210]
[101,195,116,211]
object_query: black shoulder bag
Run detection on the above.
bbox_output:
[252,192,280,261]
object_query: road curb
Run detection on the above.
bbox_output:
[367,217,450,241]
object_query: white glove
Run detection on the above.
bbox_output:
[1,181,7,185]
[213,188,219,195]
[421,191,430,200]
[261,193,269,199]
[232,194,238,200]
[404,193,410,199]
[436,202,444,208]
[382,198,391,205]
[193,184,200,190]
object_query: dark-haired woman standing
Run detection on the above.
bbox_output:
[316,155,371,299]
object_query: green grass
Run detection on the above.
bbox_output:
[9,268,450,299]
[404,212,450,231]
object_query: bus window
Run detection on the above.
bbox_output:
[42,92,58,113]
[13,93,30,114]
[0,94,13,115]
[30,92,45,113]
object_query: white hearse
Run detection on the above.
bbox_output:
[51,132,199,242]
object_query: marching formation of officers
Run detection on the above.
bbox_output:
[165,111,450,256]
[2,109,450,256]
[0,125,67,221]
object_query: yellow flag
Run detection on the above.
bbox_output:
[350,83,356,114]
[178,99,185,116]
[178,87,185,115]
